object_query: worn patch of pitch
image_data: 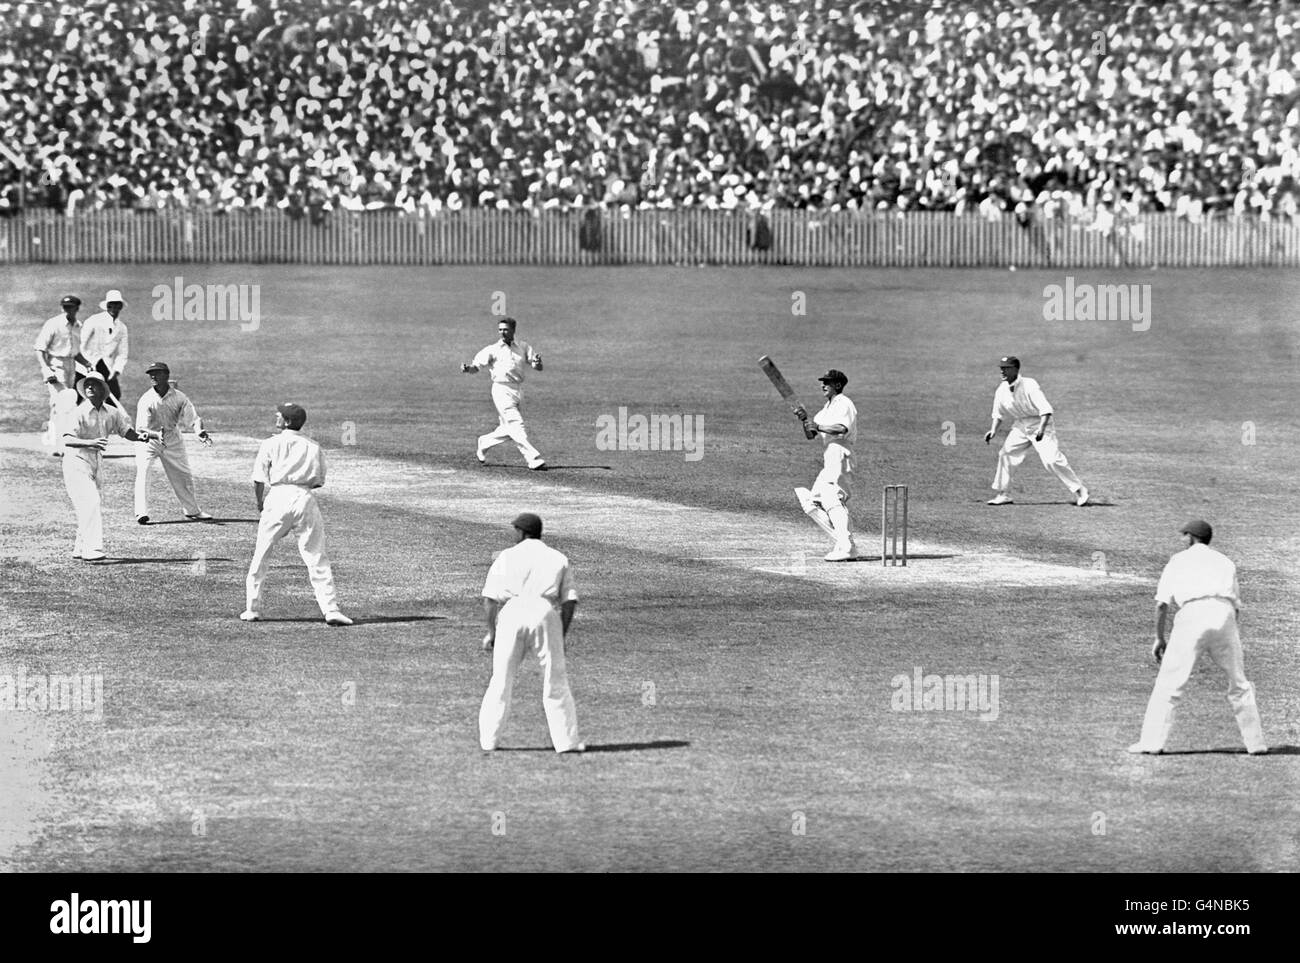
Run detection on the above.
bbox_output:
[0,432,1144,588]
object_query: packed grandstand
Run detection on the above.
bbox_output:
[0,0,1296,218]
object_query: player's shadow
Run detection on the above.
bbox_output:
[93,557,235,565]
[837,553,958,563]
[485,464,613,471]
[492,740,690,753]
[353,615,449,624]
[996,499,1117,507]
[143,517,259,525]
[1156,745,1297,756]
[235,614,447,624]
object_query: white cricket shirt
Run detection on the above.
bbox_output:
[136,387,201,441]
[814,394,858,447]
[251,429,327,488]
[1155,543,1241,609]
[482,538,578,606]
[991,376,1054,422]
[472,339,540,385]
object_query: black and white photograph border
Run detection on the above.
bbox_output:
[1,0,1297,896]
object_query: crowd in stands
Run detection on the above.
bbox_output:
[0,0,1297,219]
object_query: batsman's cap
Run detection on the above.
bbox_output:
[144,361,170,375]
[817,369,848,387]
[1180,519,1213,543]
[61,294,82,307]
[277,403,307,429]
[999,356,1021,368]
[77,372,109,399]
[100,289,127,308]
[511,512,543,538]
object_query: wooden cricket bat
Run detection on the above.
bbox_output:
[758,355,813,432]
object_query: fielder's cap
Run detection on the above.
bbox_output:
[145,361,170,375]
[77,372,109,399]
[1180,519,1213,542]
[277,402,307,429]
[999,356,1021,367]
[511,512,543,538]
[100,289,127,308]
[61,294,82,307]
[817,369,848,387]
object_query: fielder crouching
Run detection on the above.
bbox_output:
[478,513,584,753]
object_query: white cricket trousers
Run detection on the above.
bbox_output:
[479,596,581,752]
[811,443,854,551]
[1136,598,1267,753]
[44,382,64,442]
[479,383,544,467]
[135,438,200,517]
[992,421,1084,495]
[62,454,105,556]
[245,486,340,616]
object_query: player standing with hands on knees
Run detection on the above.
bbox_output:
[241,403,352,626]
[60,373,158,561]
[1129,520,1268,756]
[983,356,1089,506]
[460,317,547,470]
[793,369,860,561]
[478,513,584,753]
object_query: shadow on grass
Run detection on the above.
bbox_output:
[837,553,959,563]
[93,557,235,565]
[481,464,613,471]
[235,614,447,625]
[493,740,690,753]
[355,615,449,624]
[1156,745,1297,756]
[143,517,259,525]
[990,500,1117,507]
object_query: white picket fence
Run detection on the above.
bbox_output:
[0,209,1296,267]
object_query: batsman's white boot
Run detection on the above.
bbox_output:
[987,492,1013,505]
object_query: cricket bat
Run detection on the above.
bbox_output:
[758,355,813,431]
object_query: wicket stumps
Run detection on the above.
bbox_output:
[882,485,908,566]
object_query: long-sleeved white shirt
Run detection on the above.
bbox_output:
[472,339,540,385]
[991,375,1054,423]
[251,429,326,489]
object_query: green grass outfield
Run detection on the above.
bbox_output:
[0,264,1297,872]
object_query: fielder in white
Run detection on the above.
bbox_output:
[983,356,1089,506]
[460,317,547,470]
[1129,520,1268,755]
[35,294,91,445]
[793,369,860,561]
[242,403,352,626]
[60,373,157,561]
[134,361,213,524]
[478,513,584,753]
[80,289,130,402]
